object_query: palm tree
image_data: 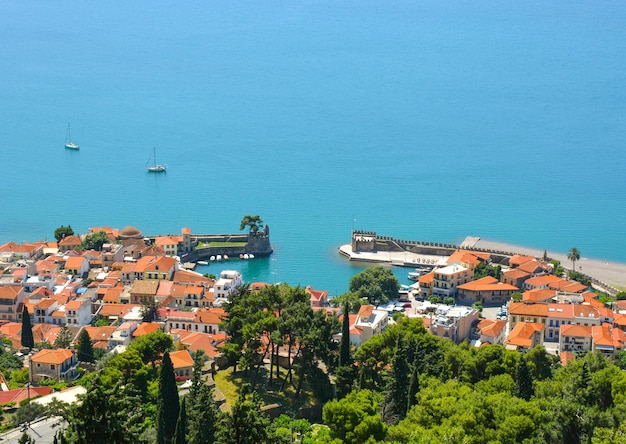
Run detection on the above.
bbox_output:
[567,247,581,272]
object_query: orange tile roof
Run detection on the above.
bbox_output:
[249,282,269,291]
[418,271,435,284]
[58,236,81,246]
[98,303,140,318]
[509,254,535,266]
[181,227,191,235]
[102,287,124,303]
[560,324,592,337]
[525,274,562,288]
[457,276,518,292]
[560,351,576,366]
[172,270,214,285]
[517,261,552,274]
[31,348,74,365]
[477,319,507,337]
[65,256,87,270]
[155,236,181,246]
[358,305,374,318]
[305,286,328,302]
[505,322,544,348]
[0,242,40,254]
[194,307,226,325]
[614,313,626,327]
[523,289,556,303]
[132,322,163,337]
[168,350,194,369]
[0,286,21,300]
[546,304,574,318]
[509,302,548,317]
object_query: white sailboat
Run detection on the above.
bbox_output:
[146,147,167,172]
[64,123,79,150]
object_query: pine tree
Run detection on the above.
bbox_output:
[21,306,34,350]
[515,356,534,401]
[54,324,73,349]
[157,351,180,444]
[406,362,420,413]
[77,329,94,362]
[174,397,187,444]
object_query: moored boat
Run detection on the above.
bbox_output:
[197,260,209,265]
[64,123,79,150]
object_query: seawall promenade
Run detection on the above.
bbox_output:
[340,231,626,295]
[469,238,626,293]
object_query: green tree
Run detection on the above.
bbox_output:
[21,306,34,350]
[128,330,173,373]
[349,266,399,305]
[239,215,264,233]
[157,352,180,444]
[80,230,109,251]
[77,329,94,362]
[515,356,534,401]
[187,351,218,444]
[174,397,187,444]
[63,375,144,443]
[406,362,420,414]
[216,384,270,444]
[567,247,581,272]
[339,302,351,368]
[322,389,387,444]
[54,225,75,242]
[383,337,411,423]
[54,325,73,349]
[19,432,35,444]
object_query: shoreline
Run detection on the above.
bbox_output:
[470,238,626,291]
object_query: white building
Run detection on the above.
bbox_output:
[432,265,473,298]
[212,270,243,299]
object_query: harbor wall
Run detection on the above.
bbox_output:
[349,230,619,296]
[175,226,273,262]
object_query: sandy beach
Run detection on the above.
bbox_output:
[470,238,626,292]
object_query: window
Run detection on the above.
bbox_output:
[51,365,55,370]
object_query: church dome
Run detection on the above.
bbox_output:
[119,226,143,239]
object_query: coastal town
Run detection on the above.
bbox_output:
[1,224,626,441]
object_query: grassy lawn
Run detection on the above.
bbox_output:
[214,365,318,413]
[197,242,247,249]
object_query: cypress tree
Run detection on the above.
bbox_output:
[21,306,34,350]
[339,302,352,367]
[77,329,94,362]
[174,397,187,444]
[157,351,180,444]
[515,356,534,401]
[383,337,410,421]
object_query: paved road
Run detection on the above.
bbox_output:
[0,417,66,444]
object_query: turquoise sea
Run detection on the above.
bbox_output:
[1,1,625,294]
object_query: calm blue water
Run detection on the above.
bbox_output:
[2,1,626,294]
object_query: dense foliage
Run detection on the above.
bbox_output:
[349,266,400,305]
[80,230,109,251]
[54,225,75,242]
[44,278,626,443]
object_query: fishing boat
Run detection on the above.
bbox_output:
[248,253,255,259]
[210,256,215,261]
[146,147,167,172]
[64,123,79,150]
[216,255,222,261]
